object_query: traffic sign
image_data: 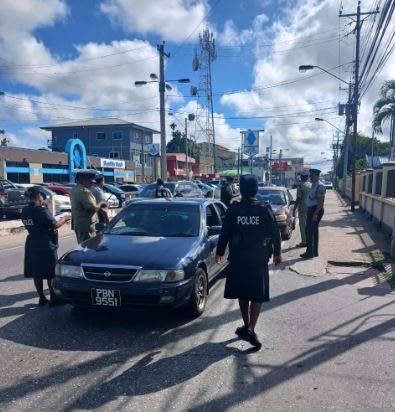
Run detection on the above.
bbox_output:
[243,129,259,156]
[148,143,160,156]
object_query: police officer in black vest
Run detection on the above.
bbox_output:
[215,175,282,350]
[22,186,71,306]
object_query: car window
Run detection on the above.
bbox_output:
[214,202,227,221]
[106,203,200,237]
[206,204,221,227]
[257,190,287,205]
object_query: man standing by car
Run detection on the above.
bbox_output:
[220,176,234,207]
[215,175,282,350]
[293,170,311,248]
[71,170,105,243]
[91,174,109,227]
[301,168,326,259]
[155,178,172,198]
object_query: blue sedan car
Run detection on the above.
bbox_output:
[53,198,228,317]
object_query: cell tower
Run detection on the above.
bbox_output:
[193,27,217,173]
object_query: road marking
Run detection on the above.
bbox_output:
[0,234,75,253]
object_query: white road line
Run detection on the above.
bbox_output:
[0,234,75,254]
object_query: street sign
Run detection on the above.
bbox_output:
[148,143,160,156]
[243,130,259,155]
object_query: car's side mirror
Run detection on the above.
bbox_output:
[95,222,106,232]
[207,225,222,237]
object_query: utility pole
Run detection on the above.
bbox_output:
[371,129,375,168]
[185,117,189,179]
[342,82,352,196]
[269,135,273,184]
[340,1,379,211]
[279,149,283,182]
[141,133,145,182]
[158,41,170,181]
[240,131,244,176]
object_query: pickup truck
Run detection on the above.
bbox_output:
[0,179,29,218]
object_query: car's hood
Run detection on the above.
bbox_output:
[61,234,201,269]
[270,204,287,214]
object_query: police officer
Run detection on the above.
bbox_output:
[71,170,106,243]
[293,170,312,247]
[155,178,172,198]
[301,168,326,259]
[22,186,71,306]
[91,174,109,226]
[215,175,282,350]
[220,176,234,207]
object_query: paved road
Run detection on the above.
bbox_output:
[0,195,394,411]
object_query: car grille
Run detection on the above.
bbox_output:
[81,265,140,282]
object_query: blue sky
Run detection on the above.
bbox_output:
[0,0,392,168]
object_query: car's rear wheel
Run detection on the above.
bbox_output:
[185,268,208,318]
[282,224,292,240]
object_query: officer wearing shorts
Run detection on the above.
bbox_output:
[300,168,326,259]
[215,175,282,350]
[71,170,105,243]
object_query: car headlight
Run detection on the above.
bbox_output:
[133,269,185,283]
[55,264,83,278]
[275,214,287,222]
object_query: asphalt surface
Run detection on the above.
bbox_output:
[0,205,394,411]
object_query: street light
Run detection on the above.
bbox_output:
[315,117,344,134]
[298,65,349,85]
[134,76,191,181]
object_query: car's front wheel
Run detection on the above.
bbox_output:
[185,268,208,318]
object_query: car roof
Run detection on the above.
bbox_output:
[258,186,286,191]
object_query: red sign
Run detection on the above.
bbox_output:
[273,162,288,172]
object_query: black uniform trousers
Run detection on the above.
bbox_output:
[305,206,324,256]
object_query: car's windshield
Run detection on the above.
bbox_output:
[139,183,176,198]
[257,189,287,205]
[105,203,200,237]
[105,184,124,194]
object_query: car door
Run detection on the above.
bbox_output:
[205,203,222,279]
[213,202,229,266]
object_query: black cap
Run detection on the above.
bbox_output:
[309,168,322,176]
[25,186,47,200]
[226,176,234,182]
[157,178,164,185]
[240,175,258,197]
[75,169,98,183]
[94,174,104,183]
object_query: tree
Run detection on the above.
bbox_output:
[0,137,9,147]
[372,80,395,148]
[166,130,201,160]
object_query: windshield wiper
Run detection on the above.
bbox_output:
[111,231,150,236]
[167,232,194,237]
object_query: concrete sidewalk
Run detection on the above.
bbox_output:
[284,191,393,293]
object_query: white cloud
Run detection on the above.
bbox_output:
[100,0,207,42]
[219,0,395,170]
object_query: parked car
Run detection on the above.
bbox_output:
[118,184,143,198]
[138,181,203,199]
[0,179,29,218]
[256,186,296,240]
[323,180,333,190]
[48,185,73,197]
[53,198,229,317]
[196,182,221,199]
[16,184,71,215]
[103,184,133,207]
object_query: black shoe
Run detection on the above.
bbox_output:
[246,330,262,350]
[296,242,307,248]
[300,252,314,259]
[38,296,49,306]
[314,253,319,257]
[235,325,249,340]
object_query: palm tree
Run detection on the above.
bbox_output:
[372,80,395,159]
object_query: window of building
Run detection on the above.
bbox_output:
[109,151,119,159]
[97,132,106,140]
[112,131,123,140]
[144,134,152,144]
[73,132,78,138]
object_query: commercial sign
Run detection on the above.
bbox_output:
[243,129,259,155]
[273,162,288,172]
[100,158,126,169]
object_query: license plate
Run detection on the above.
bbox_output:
[91,288,121,307]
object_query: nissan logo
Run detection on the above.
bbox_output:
[103,271,112,278]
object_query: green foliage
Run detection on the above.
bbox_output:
[372,80,395,134]
[166,131,201,160]
[0,137,9,147]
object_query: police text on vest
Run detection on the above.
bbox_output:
[237,216,259,225]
